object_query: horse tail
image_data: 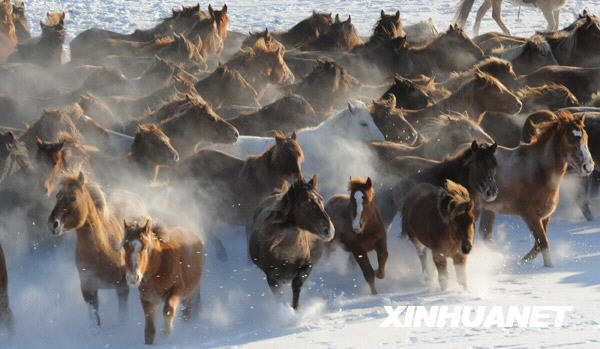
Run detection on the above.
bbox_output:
[453,0,476,28]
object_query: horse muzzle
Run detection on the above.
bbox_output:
[481,184,498,202]
[320,222,335,242]
[461,242,472,255]
[48,220,64,236]
[126,271,142,287]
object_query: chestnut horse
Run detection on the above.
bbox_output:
[301,14,362,52]
[11,1,28,43]
[48,172,129,326]
[248,176,334,309]
[402,180,475,290]
[0,243,11,331]
[480,111,594,267]
[8,11,65,66]
[177,132,304,260]
[121,219,203,344]
[325,177,387,294]
[0,0,17,61]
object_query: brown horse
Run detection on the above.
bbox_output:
[228,94,319,136]
[325,177,387,294]
[543,12,600,67]
[0,0,17,61]
[380,74,433,110]
[301,14,362,52]
[0,130,32,185]
[8,11,65,66]
[35,134,94,196]
[156,94,239,158]
[19,108,79,154]
[402,180,475,290]
[11,1,28,42]
[0,243,11,331]
[48,172,129,326]
[242,28,285,52]
[226,38,295,96]
[194,63,259,108]
[273,11,333,48]
[186,4,227,60]
[376,141,498,232]
[368,95,419,144]
[492,36,558,76]
[480,110,593,267]
[521,66,600,105]
[362,10,404,48]
[129,124,179,174]
[121,219,203,344]
[405,71,522,130]
[289,58,359,114]
[440,57,517,92]
[408,25,484,80]
[177,132,304,260]
[248,176,334,309]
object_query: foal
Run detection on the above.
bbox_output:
[48,172,128,326]
[402,180,475,290]
[325,177,387,294]
[248,176,334,309]
[121,219,204,344]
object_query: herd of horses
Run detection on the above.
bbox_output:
[0,1,599,344]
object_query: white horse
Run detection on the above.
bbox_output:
[210,100,385,193]
[454,0,568,36]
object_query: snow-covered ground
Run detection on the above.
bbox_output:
[2,1,600,348]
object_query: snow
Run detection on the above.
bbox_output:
[3,0,600,348]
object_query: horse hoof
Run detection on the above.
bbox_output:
[544,261,554,268]
[376,270,385,279]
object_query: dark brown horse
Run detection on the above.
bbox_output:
[368,95,419,144]
[325,177,387,294]
[481,110,593,266]
[177,132,304,260]
[492,36,558,76]
[361,10,404,49]
[19,108,79,154]
[48,172,129,326]
[194,63,259,108]
[380,74,432,110]
[0,130,32,185]
[11,1,28,42]
[248,176,334,309]
[0,243,11,331]
[405,71,522,130]
[301,14,362,52]
[521,66,600,105]
[8,11,65,66]
[228,94,319,136]
[273,11,332,48]
[402,180,475,290]
[121,219,203,344]
[408,25,484,80]
[440,57,518,92]
[543,12,600,67]
[226,38,295,96]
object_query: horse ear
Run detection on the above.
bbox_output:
[144,219,151,235]
[490,142,498,153]
[575,113,585,125]
[312,9,317,16]
[61,11,65,20]
[346,15,352,24]
[208,4,214,15]
[471,140,478,152]
[36,136,43,148]
[6,131,14,143]
[222,4,227,13]
[395,10,400,19]
[265,27,269,34]
[381,10,385,17]
[291,131,297,140]
[348,102,354,113]
[39,20,44,28]
[366,177,373,188]
[76,172,85,188]
[335,14,340,23]
[308,174,318,189]
[123,219,129,230]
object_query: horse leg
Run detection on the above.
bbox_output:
[162,294,180,338]
[116,286,129,323]
[81,287,100,327]
[453,253,468,290]
[291,264,313,310]
[552,8,561,31]
[479,209,496,242]
[474,0,492,36]
[267,275,283,303]
[522,216,552,267]
[142,299,158,345]
[410,238,431,280]
[575,176,593,221]
[540,5,557,32]
[204,219,228,261]
[181,288,201,321]
[491,0,512,35]
[375,238,389,279]
[352,250,378,295]
[432,251,449,291]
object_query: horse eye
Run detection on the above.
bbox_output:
[71,197,76,202]
[360,122,368,127]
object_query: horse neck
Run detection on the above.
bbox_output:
[75,196,120,254]
[520,131,568,177]
[143,240,172,279]
[243,150,280,193]
[434,155,471,189]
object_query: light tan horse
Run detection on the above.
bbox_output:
[481,110,594,267]
[0,0,17,61]
[48,172,129,326]
[121,219,204,344]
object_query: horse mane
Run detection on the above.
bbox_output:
[123,217,170,244]
[517,83,574,100]
[450,57,513,81]
[420,112,474,138]
[411,23,466,51]
[58,173,108,219]
[370,11,402,43]
[443,179,471,206]
[527,110,581,145]
[544,14,600,59]
[493,36,552,61]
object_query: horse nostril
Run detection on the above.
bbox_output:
[53,221,59,229]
